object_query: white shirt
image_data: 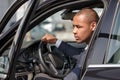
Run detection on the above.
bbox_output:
[55,40,62,48]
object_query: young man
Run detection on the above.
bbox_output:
[41,8,99,80]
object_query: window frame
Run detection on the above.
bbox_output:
[105,2,120,64]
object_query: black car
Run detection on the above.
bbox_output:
[0,0,120,80]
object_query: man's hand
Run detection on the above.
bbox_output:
[41,34,57,44]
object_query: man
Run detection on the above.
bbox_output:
[41,8,99,80]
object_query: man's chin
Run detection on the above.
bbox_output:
[76,40,82,43]
[76,40,86,44]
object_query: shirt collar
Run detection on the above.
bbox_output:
[85,45,88,50]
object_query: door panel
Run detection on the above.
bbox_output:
[82,64,120,80]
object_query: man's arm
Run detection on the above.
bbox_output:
[41,34,83,60]
[57,41,83,60]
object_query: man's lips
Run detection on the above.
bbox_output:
[74,36,79,40]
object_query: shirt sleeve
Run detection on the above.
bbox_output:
[55,40,62,48]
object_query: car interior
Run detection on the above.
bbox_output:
[0,0,104,80]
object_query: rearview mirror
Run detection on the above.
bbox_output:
[61,9,76,20]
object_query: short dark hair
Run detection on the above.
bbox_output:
[75,8,99,23]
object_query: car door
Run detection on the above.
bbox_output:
[82,0,120,80]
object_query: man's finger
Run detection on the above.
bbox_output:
[41,37,47,42]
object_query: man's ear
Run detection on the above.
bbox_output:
[91,21,97,31]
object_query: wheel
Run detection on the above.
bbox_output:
[38,41,71,78]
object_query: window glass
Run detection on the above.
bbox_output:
[2,1,29,34]
[23,9,75,44]
[106,5,120,63]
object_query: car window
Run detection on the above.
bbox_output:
[23,9,75,44]
[2,1,29,34]
[106,4,120,64]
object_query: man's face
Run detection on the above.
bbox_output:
[73,14,96,44]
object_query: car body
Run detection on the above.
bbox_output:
[0,0,120,80]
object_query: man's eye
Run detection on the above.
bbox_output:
[73,25,75,28]
[76,26,82,28]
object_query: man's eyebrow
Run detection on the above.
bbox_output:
[73,24,78,26]
[73,25,83,28]
[73,24,77,27]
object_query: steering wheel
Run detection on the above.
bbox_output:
[38,41,71,78]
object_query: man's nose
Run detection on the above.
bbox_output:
[73,27,77,34]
